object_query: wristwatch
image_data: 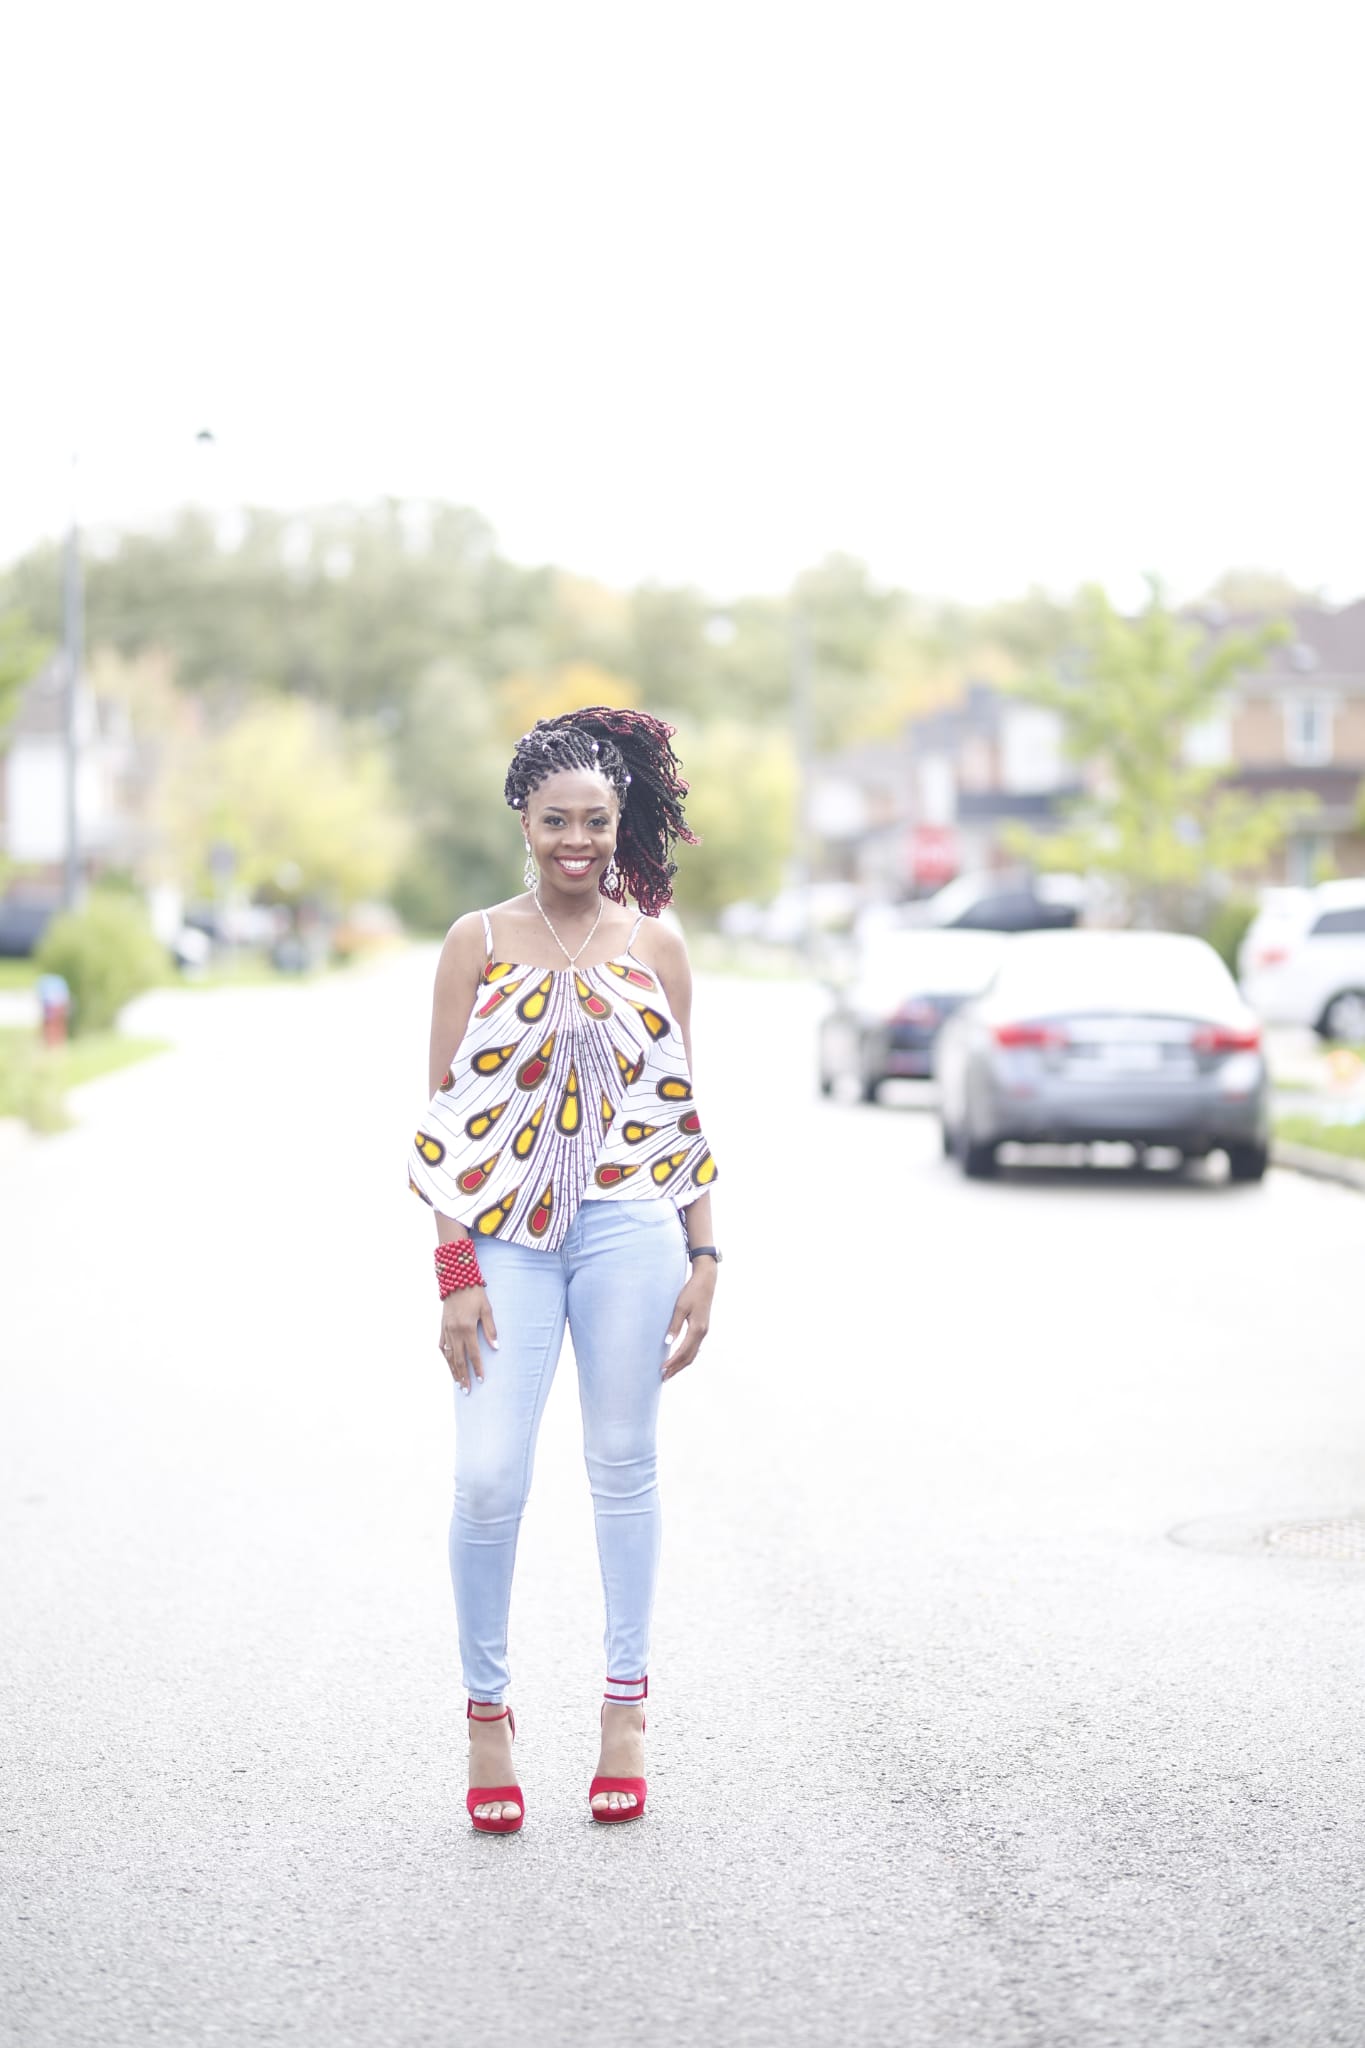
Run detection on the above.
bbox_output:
[687,1244,722,1264]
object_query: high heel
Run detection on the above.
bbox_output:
[466,1701,523,1835]
[589,1676,647,1824]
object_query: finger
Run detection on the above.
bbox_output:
[480,1298,499,1353]
[664,1302,686,1345]
[667,1319,710,1377]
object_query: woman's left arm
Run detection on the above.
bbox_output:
[651,926,718,1382]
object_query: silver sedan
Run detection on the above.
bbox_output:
[936,930,1270,1182]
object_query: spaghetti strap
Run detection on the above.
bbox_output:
[627,913,646,948]
[479,908,494,961]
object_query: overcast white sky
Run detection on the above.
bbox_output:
[4,0,1362,605]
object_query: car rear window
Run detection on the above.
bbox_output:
[1310,907,1365,936]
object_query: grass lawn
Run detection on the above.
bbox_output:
[1275,1113,1365,1162]
[0,1028,169,1130]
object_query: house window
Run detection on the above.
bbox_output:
[1283,697,1334,766]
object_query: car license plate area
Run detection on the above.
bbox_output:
[1065,1018,1195,1081]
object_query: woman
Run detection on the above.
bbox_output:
[408,707,720,1834]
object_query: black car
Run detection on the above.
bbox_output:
[924,871,1082,933]
[819,929,1008,1102]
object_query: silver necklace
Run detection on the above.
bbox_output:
[533,886,604,968]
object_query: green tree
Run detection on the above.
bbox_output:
[166,695,408,905]
[670,721,796,922]
[0,607,48,739]
[1005,581,1302,927]
[389,662,521,932]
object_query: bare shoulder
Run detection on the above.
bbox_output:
[435,911,489,985]
[631,913,692,1006]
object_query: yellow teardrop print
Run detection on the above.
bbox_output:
[475,1188,519,1237]
[655,1076,691,1102]
[514,1103,546,1159]
[622,1121,657,1145]
[629,1002,670,1041]
[601,1091,615,1130]
[465,1098,509,1141]
[473,1041,518,1075]
[415,1130,446,1165]
[557,1062,581,1136]
[651,1150,688,1185]
[517,973,555,1024]
[693,1151,717,1186]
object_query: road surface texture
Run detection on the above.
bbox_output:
[3,949,1363,2048]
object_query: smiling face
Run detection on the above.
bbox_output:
[523,768,619,893]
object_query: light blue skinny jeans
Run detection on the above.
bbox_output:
[450,1197,688,1703]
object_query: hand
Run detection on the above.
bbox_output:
[439,1286,499,1393]
[662,1263,716,1381]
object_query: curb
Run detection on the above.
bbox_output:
[1272,1138,1365,1193]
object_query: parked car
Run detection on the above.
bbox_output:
[936,929,1269,1181]
[819,929,1007,1100]
[921,869,1084,933]
[0,892,60,958]
[1239,878,1365,1042]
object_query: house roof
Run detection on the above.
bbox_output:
[1200,598,1365,692]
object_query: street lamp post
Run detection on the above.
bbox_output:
[61,468,83,911]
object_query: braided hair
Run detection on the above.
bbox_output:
[504,707,697,917]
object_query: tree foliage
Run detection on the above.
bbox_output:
[164,695,408,905]
[1005,581,1302,926]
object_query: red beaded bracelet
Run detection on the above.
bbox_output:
[435,1238,485,1297]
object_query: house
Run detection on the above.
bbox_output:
[0,659,139,881]
[810,599,1365,902]
[810,683,1080,899]
[1193,598,1365,883]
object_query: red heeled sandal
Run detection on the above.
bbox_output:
[589,1676,647,1824]
[466,1701,523,1835]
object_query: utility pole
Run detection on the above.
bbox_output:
[790,605,814,966]
[61,464,84,911]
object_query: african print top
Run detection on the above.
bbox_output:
[408,915,718,1251]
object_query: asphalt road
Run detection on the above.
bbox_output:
[3,950,1364,2048]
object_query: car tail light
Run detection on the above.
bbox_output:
[993,1021,1068,1048]
[1192,1023,1262,1053]
[1254,947,1288,968]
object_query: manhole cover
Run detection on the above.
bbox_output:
[1169,1509,1365,1561]
[1265,1517,1365,1562]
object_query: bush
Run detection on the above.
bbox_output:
[0,1034,69,1131]
[34,893,168,1035]
[1204,896,1258,977]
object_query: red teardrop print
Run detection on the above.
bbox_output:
[516,1032,556,1091]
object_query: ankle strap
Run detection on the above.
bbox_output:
[467,1700,511,1722]
[604,1675,647,1705]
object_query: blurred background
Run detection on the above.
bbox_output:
[7,8,1365,2044]
[3,0,1364,1166]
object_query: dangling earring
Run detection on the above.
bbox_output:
[523,842,537,891]
[604,853,620,893]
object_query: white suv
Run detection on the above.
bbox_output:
[1239,879,1365,1041]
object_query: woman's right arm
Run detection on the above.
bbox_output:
[428,915,500,1390]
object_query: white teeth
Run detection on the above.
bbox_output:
[558,859,591,871]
